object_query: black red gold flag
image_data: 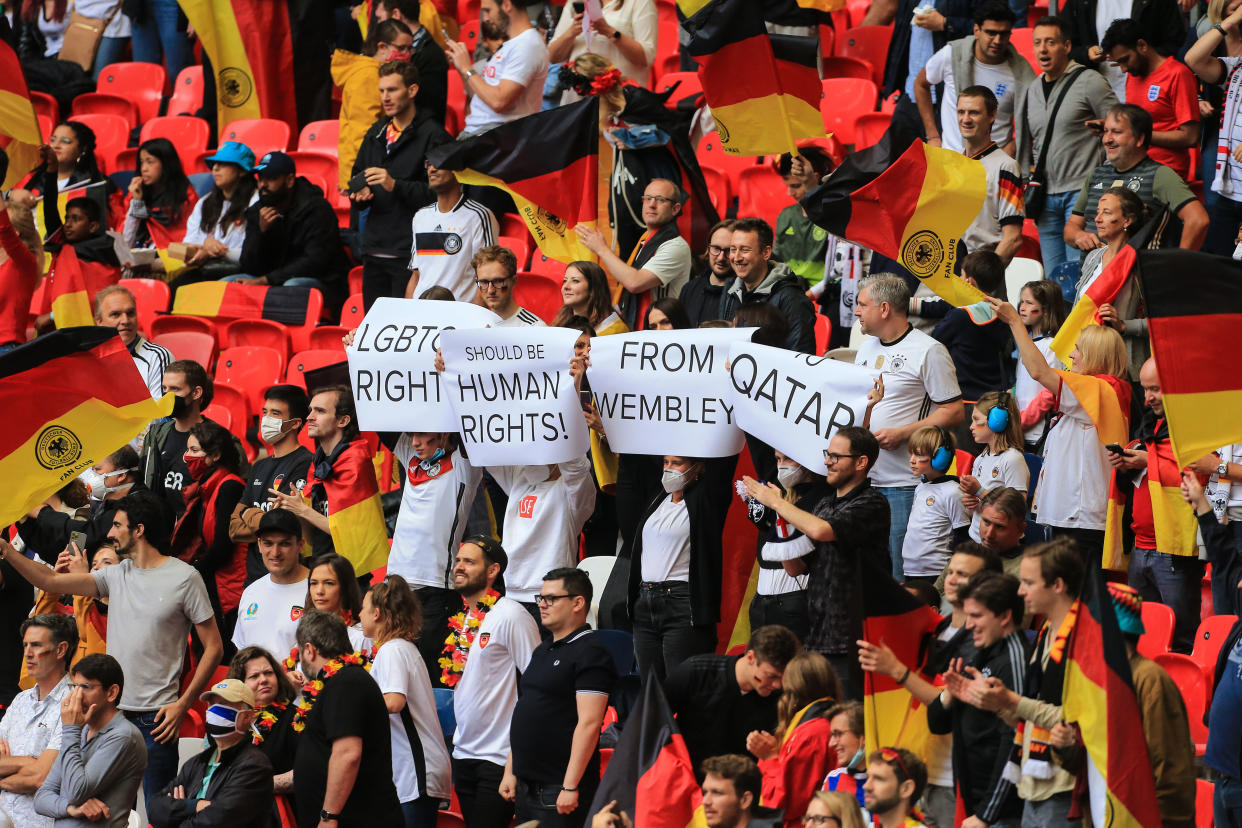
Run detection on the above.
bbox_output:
[172,282,314,326]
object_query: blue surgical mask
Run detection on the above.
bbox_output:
[205,704,240,738]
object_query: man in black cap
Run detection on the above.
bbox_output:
[231,509,309,665]
[237,151,350,312]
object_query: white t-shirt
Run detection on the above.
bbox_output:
[758,532,812,597]
[451,596,541,765]
[464,28,549,134]
[371,638,453,802]
[409,195,498,301]
[1015,335,1063,445]
[182,191,258,262]
[549,0,657,90]
[489,457,597,601]
[854,326,963,487]
[1214,57,1242,200]
[492,306,547,327]
[639,496,692,582]
[962,144,1024,254]
[389,441,481,590]
[1031,377,1113,530]
[902,477,969,577]
[967,447,1030,541]
[1096,0,1130,100]
[640,234,693,300]
[232,575,308,663]
[923,45,1018,153]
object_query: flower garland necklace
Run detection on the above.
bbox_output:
[251,701,288,746]
[439,588,500,688]
[291,651,371,733]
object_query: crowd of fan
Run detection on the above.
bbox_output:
[1,0,1242,827]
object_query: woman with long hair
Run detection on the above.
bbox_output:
[229,645,298,788]
[643,295,690,330]
[173,420,247,645]
[748,652,843,828]
[173,141,259,285]
[1079,187,1153,378]
[994,298,1132,569]
[553,260,628,334]
[123,136,196,250]
[359,576,452,828]
[305,553,371,652]
[802,791,867,828]
[10,121,110,205]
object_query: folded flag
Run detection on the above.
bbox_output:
[172,282,314,326]
[427,97,598,265]
[588,673,708,828]
[1135,249,1242,467]
[0,328,172,527]
[1062,571,1162,828]
[303,438,388,576]
[679,0,823,156]
[801,124,987,307]
[1050,219,1156,364]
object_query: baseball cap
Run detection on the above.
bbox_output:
[203,141,256,172]
[257,508,301,538]
[1106,581,1146,637]
[255,151,296,178]
[200,678,255,708]
[461,534,507,574]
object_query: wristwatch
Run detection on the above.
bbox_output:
[1218,460,1229,478]
[463,69,476,80]
[320,810,340,822]
[612,29,622,40]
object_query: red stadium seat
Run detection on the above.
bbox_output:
[696,131,762,194]
[700,165,732,214]
[139,116,211,175]
[854,112,892,149]
[652,52,680,87]
[226,318,290,359]
[287,289,325,353]
[736,165,793,222]
[847,0,870,26]
[167,65,204,116]
[286,349,348,390]
[814,314,831,356]
[70,93,138,132]
[526,254,563,279]
[309,326,349,352]
[287,151,339,195]
[70,113,131,176]
[1154,652,1209,753]
[179,707,204,738]
[1136,601,1175,659]
[446,70,467,139]
[436,813,466,828]
[458,19,481,57]
[31,91,58,126]
[96,61,166,122]
[151,314,217,340]
[123,278,171,337]
[298,120,340,155]
[201,403,232,432]
[208,384,253,458]
[818,23,835,61]
[497,234,533,269]
[348,265,363,297]
[822,55,874,81]
[457,0,480,23]
[820,78,878,146]
[38,114,53,143]
[513,274,562,324]
[341,293,366,330]
[1192,614,1240,682]
[1196,779,1214,828]
[1010,27,1037,71]
[656,71,703,107]
[217,346,285,411]
[221,118,291,160]
[152,331,218,369]
[838,26,891,87]
[499,213,527,239]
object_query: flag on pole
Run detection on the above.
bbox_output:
[48,247,97,329]
[0,38,45,190]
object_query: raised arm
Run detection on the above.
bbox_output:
[990,298,1060,392]
[0,540,98,598]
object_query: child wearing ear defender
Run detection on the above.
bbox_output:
[902,426,970,588]
[960,391,1030,543]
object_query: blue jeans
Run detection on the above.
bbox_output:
[1217,775,1242,828]
[125,710,180,807]
[877,485,916,580]
[1129,545,1204,653]
[1022,792,1080,827]
[1035,190,1080,277]
[222,274,330,295]
[93,36,129,80]
[400,797,439,828]
[130,0,193,86]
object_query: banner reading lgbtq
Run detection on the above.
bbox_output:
[586,328,755,457]
[728,343,877,472]
[347,298,500,432]
[439,327,589,465]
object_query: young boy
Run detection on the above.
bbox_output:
[902,426,970,588]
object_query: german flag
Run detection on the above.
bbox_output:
[1060,370,1132,571]
[303,438,389,576]
[1144,422,1201,559]
[1136,250,1242,467]
[861,557,942,761]
[802,124,987,307]
[427,98,598,265]
[678,0,823,157]
[1061,572,1162,828]
[588,673,708,828]
[1050,220,1155,364]
[48,247,98,329]
[0,39,44,190]
[172,282,314,326]
[0,328,172,528]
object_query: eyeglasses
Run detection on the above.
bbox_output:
[475,278,512,290]
[823,451,861,464]
[533,593,579,606]
[641,195,675,205]
[707,245,729,255]
[802,817,840,827]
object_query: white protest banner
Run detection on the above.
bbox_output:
[585,328,756,457]
[727,342,877,472]
[439,326,589,465]
[347,298,501,431]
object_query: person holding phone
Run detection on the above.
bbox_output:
[445,0,549,136]
[547,0,657,104]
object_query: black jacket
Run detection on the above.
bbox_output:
[1060,0,1185,67]
[410,25,449,128]
[716,264,817,354]
[927,631,1029,823]
[679,274,726,328]
[239,177,349,305]
[350,109,452,257]
[17,483,150,564]
[148,741,274,828]
[627,454,738,626]
[1200,510,1242,617]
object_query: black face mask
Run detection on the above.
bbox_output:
[171,394,191,418]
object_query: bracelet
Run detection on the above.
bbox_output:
[561,785,578,792]
[1215,23,1228,36]
[897,667,911,685]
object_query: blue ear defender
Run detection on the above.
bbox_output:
[930,425,953,472]
[987,392,1012,433]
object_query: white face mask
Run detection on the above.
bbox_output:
[776,464,808,491]
[662,468,691,494]
[80,467,136,500]
[260,415,295,444]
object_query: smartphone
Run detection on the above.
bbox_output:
[579,390,593,411]
[573,1,585,12]
[1105,443,1126,454]
[347,171,369,193]
[69,531,87,551]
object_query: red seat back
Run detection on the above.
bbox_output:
[152,331,218,369]
[656,71,703,107]
[1009,27,1038,72]
[822,55,874,81]
[1196,779,1214,828]
[341,293,366,330]
[217,346,285,411]
[298,120,340,154]
[854,112,892,149]
[208,384,254,460]
[225,318,290,360]
[167,65,204,116]
[820,78,878,146]
[700,166,732,214]
[1137,601,1175,659]
[513,274,562,324]
[1192,614,1240,677]
[838,26,891,87]
[124,278,171,338]
[71,92,139,131]
[736,165,793,222]
[526,254,564,280]
[286,349,348,390]
[221,118,291,159]
[309,326,349,352]
[140,116,211,175]
[696,131,761,194]
[497,234,533,269]
[68,111,132,173]
[151,314,218,340]
[96,62,166,122]
[286,151,340,196]
[814,314,831,356]
[31,91,58,125]
[1153,652,1209,748]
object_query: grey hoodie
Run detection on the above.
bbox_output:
[1014,60,1119,194]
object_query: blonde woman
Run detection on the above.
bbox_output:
[802,790,867,828]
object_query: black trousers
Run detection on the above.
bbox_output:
[515,776,597,828]
[362,255,412,310]
[749,590,810,643]
[414,585,456,688]
[452,757,513,828]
